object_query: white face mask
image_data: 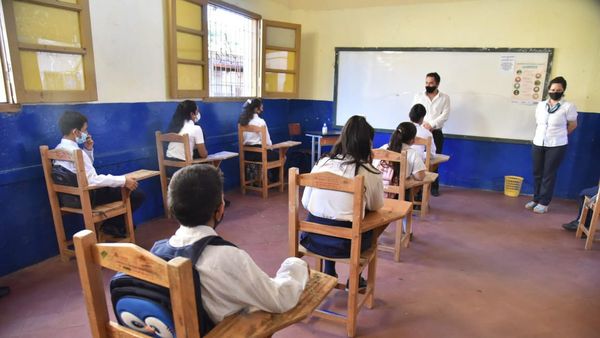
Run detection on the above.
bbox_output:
[193,113,201,123]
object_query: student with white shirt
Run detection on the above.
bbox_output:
[53,111,144,237]
[301,115,384,289]
[525,76,578,214]
[412,72,450,196]
[408,103,437,161]
[166,100,208,162]
[152,164,308,330]
[375,122,426,198]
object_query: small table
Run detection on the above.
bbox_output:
[193,151,239,168]
[305,130,341,167]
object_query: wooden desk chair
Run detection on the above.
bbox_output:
[238,124,300,198]
[288,167,411,337]
[408,137,439,217]
[576,185,600,250]
[40,145,135,262]
[74,229,336,338]
[155,131,193,218]
[372,148,413,262]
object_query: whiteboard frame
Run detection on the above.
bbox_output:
[333,47,554,144]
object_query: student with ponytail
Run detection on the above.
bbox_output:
[166,100,208,161]
[239,98,279,162]
[301,115,384,289]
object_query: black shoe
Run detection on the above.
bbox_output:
[345,276,367,291]
[0,286,10,298]
[431,188,440,197]
[413,204,421,211]
[562,220,579,232]
[102,223,127,238]
[224,199,231,208]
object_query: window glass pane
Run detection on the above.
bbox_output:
[58,0,78,3]
[176,0,202,31]
[177,32,203,61]
[177,64,203,90]
[265,49,295,71]
[0,64,6,103]
[208,4,257,97]
[265,72,294,93]
[14,1,81,48]
[20,51,84,91]
[265,26,295,49]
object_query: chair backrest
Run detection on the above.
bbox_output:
[372,148,407,200]
[238,124,268,150]
[155,131,193,169]
[288,167,364,257]
[288,123,302,137]
[40,145,94,211]
[74,229,201,338]
[414,136,432,169]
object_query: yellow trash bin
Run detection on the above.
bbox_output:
[504,175,524,197]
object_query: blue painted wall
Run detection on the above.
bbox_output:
[0,99,290,276]
[0,98,598,276]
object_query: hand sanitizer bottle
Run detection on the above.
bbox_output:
[322,123,328,135]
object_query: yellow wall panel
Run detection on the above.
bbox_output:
[176,0,202,31]
[177,64,203,90]
[265,72,294,93]
[14,1,81,48]
[265,49,295,71]
[177,32,203,61]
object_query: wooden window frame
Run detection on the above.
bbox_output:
[262,20,301,99]
[167,0,209,99]
[2,0,98,103]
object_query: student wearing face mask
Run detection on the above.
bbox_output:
[152,164,308,331]
[166,100,208,162]
[53,111,144,237]
[525,76,578,214]
[412,72,450,196]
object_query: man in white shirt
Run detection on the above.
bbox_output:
[54,111,144,237]
[412,72,450,196]
[157,164,308,327]
[408,103,437,161]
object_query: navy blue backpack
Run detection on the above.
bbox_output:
[109,236,235,338]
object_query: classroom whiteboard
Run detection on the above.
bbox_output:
[334,48,553,142]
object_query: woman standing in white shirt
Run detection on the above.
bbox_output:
[166,100,208,162]
[301,115,384,289]
[526,76,578,214]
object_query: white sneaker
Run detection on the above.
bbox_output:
[525,201,537,210]
[533,204,548,214]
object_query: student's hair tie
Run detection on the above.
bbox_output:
[246,99,252,104]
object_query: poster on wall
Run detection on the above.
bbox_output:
[511,63,547,104]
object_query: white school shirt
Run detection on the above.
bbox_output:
[166,120,205,160]
[167,225,308,323]
[412,91,451,130]
[54,138,126,187]
[243,114,272,146]
[373,144,426,180]
[302,156,384,221]
[532,100,578,147]
[411,122,437,161]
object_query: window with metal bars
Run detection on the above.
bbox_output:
[207,3,258,98]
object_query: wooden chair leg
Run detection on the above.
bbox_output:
[52,214,70,262]
[122,188,136,244]
[159,171,170,218]
[575,205,589,239]
[261,164,268,199]
[240,162,247,195]
[279,163,285,192]
[366,251,377,309]
[585,212,598,250]
[393,220,402,262]
[421,184,431,217]
[316,258,323,273]
[347,240,361,337]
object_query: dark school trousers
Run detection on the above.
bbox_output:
[575,186,598,226]
[431,128,444,191]
[532,144,567,206]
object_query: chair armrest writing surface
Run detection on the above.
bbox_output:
[430,154,450,166]
[124,169,161,181]
[206,271,337,338]
[267,141,302,150]
[405,172,439,189]
[360,199,412,232]
[193,151,239,164]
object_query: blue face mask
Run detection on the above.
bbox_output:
[75,131,88,144]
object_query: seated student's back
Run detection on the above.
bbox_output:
[166,100,208,161]
[375,122,426,183]
[408,103,437,160]
[155,164,308,326]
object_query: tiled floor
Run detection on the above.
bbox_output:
[1,187,600,337]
